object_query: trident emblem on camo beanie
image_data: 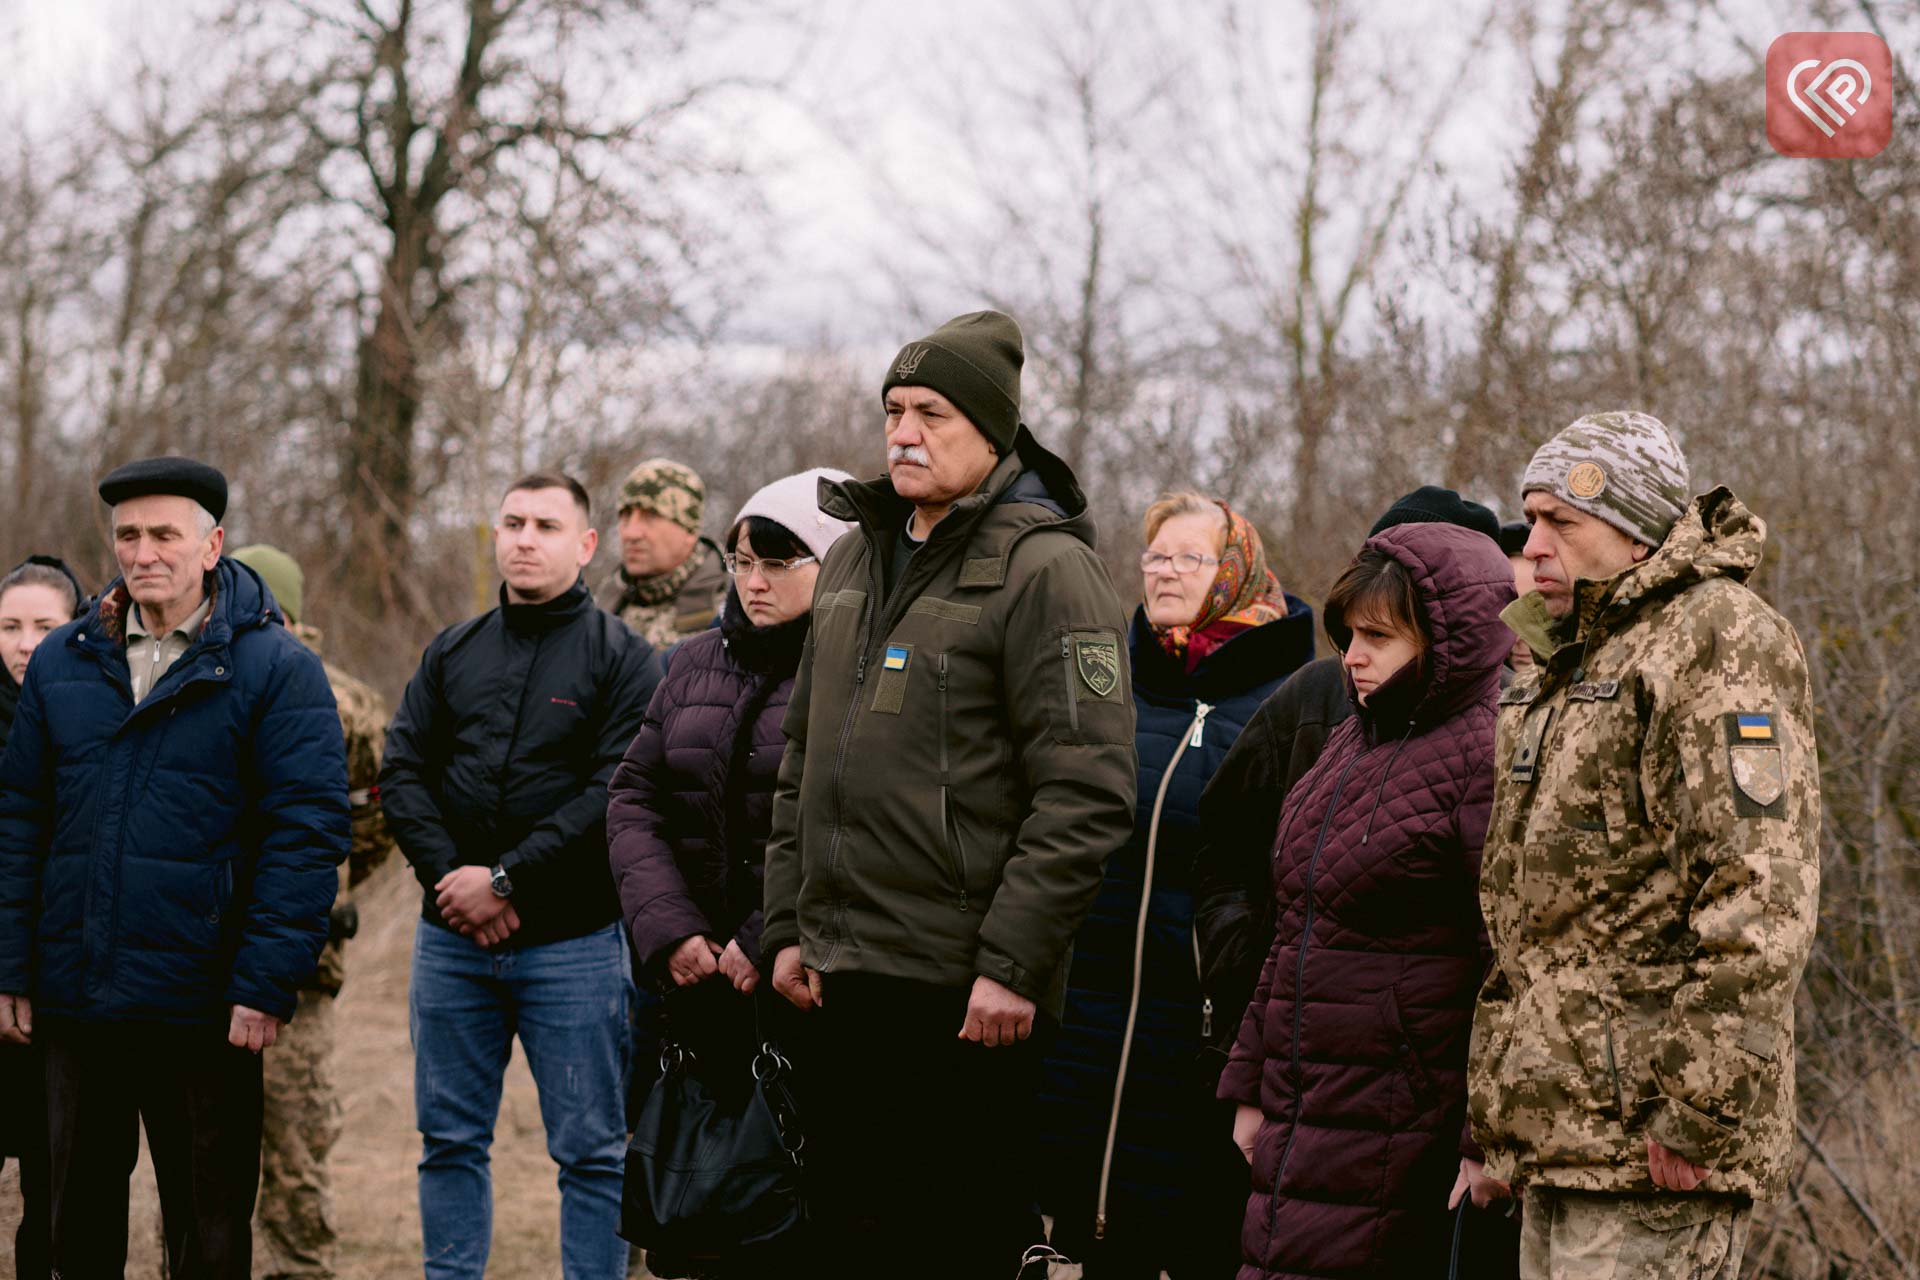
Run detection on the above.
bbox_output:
[1521,411,1692,548]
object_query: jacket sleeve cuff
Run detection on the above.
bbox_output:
[1459,1115,1485,1163]
[1648,1094,1739,1167]
[757,923,799,969]
[225,977,297,1024]
[1216,1059,1261,1106]
[973,943,1043,1004]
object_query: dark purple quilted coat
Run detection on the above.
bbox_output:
[1217,523,1515,1280]
[607,603,806,973]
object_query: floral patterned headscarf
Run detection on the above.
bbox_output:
[1153,502,1287,668]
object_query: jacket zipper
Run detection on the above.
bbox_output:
[1060,636,1080,734]
[1268,746,1367,1241]
[1096,701,1211,1241]
[820,588,875,967]
[938,652,969,911]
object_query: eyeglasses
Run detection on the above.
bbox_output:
[1140,551,1221,576]
[723,553,818,580]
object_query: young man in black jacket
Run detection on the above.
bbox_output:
[381,472,660,1280]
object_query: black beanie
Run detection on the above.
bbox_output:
[1497,521,1531,557]
[880,310,1024,454]
[1368,485,1500,542]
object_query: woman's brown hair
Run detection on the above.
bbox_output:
[1322,548,1429,654]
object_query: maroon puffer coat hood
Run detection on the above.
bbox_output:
[1218,522,1514,1279]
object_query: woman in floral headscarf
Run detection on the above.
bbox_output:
[1037,493,1316,1279]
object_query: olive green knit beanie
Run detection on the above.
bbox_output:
[231,544,304,624]
[880,310,1024,454]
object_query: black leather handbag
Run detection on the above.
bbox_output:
[619,1007,807,1262]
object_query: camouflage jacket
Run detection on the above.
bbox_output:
[596,541,728,651]
[290,624,396,995]
[1467,488,1820,1201]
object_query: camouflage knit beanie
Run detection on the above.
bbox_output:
[880,310,1024,454]
[618,459,706,534]
[231,544,304,624]
[1521,411,1691,548]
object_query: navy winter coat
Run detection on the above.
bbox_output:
[0,559,349,1025]
[607,601,807,974]
[1217,524,1513,1280]
[1038,596,1314,1263]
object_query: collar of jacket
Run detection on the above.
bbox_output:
[718,584,810,676]
[67,557,278,690]
[819,424,1097,585]
[499,575,594,634]
[1127,592,1315,701]
[1518,486,1764,685]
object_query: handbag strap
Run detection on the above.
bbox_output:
[749,986,805,1164]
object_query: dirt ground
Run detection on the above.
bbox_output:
[0,859,1102,1279]
[0,860,577,1279]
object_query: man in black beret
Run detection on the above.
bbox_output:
[0,455,349,1277]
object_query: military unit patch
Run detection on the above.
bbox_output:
[1075,634,1121,698]
[1731,747,1787,808]
[1725,711,1786,816]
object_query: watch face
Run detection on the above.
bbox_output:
[490,869,512,896]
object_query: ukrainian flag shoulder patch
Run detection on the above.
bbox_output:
[883,645,910,672]
[1735,712,1774,741]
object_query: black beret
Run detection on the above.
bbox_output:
[97,456,229,523]
[1368,484,1500,542]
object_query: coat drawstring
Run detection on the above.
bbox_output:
[1359,724,1416,846]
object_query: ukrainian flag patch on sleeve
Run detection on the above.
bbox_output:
[883,645,910,672]
[1736,712,1774,741]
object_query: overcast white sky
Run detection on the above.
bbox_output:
[7,0,1884,351]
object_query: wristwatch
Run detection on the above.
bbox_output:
[489,865,514,899]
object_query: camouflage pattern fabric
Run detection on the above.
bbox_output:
[253,627,391,1277]
[1468,487,1820,1202]
[1518,1185,1750,1280]
[1521,411,1691,549]
[596,540,727,650]
[617,458,706,533]
[256,989,342,1279]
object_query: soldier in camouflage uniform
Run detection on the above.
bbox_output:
[1465,414,1820,1279]
[596,459,728,649]
[231,546,396,1280]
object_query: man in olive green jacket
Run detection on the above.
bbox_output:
[762,310,1136,1279]
[1467,413,1820,1279]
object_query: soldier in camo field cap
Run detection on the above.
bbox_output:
[595,458,728,650]
[1467,413,1821,1279]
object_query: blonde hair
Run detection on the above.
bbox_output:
[1142,491,1228,549]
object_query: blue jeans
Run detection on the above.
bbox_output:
[410,919,633,1280]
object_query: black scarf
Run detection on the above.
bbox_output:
[718,586,811,679]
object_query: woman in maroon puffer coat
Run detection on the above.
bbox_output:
[606,469,853,1116]
[1218,521,1516,1279]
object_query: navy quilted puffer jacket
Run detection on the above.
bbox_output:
[1217,523,1514,1280]
[607,601,806,974]
[0,559,349,1025]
